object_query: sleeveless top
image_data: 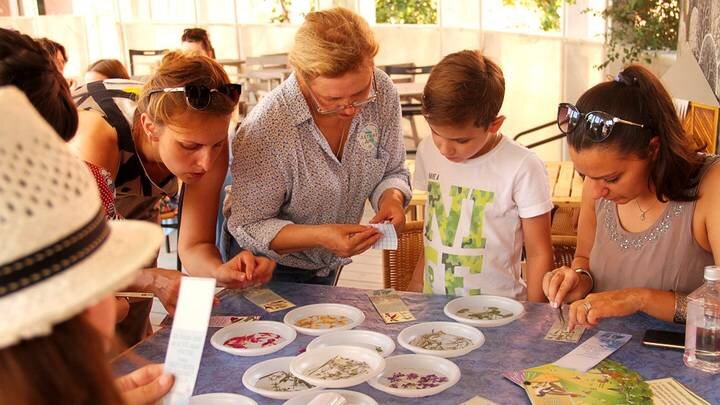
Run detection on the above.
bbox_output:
[72,79,177,222]
[589,155,719,294]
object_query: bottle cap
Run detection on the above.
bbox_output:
[704,266,720,281]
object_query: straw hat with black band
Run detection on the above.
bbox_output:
[0,86,163,349]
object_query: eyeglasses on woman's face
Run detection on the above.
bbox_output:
[306,75,377,116]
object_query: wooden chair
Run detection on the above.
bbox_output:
[383,221,424,291]
[128,49,167,76]
[551,235,576,269]
[681,101,719,153]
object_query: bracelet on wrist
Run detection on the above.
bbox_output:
[573,268,594,291]
[673,292,688,324]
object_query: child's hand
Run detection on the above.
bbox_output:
[371,189,407,232]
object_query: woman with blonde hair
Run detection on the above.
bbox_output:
[70,52,275,342]
[226,7,411,284]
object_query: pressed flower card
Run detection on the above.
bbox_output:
[244,287,295,312]
[367,289,415,323]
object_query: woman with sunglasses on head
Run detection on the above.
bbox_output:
[70,52,275,301]
[225,7,411,285]
[543,65,720,330]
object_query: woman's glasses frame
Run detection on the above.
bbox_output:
[146,83,242,110]
[557,102,646,142]
[306,75,378,115]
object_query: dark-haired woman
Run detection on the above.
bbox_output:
[181,28,215,59]
[543,65,720,330]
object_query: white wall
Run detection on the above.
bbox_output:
[0,0,616,162]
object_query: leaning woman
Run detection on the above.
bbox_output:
[225,7,412,285]
[69,52,276,343]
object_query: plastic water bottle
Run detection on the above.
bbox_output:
[684,266,720,373]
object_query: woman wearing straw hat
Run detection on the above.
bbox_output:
[225,8,411,284]
[0,86,173,404]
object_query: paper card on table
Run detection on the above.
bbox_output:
[208,315,261,328]
[367,289,415,323]
[461,395,500,405]
[369,223,398,250]
[647,378,710,405]
[553,331,632,372]
[522,360,651,405]
[163,277,216,405]
[243,287,295,312]
[544,319,586,343]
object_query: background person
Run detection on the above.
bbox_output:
[85,58,131,83]
[181,27,215,59]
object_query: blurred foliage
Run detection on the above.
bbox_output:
[270,0,317,23]
[592,0,679,69]
[502,0,679,69]
[376,0,438,24]
[501,0,574,31]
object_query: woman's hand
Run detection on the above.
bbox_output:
[116,364,174,405]
[319,224,381,258]
[566,289,649,331]
[214,250,276,289]
[542,266,591,307]
[115,297,130,323]
[146,268,183,316]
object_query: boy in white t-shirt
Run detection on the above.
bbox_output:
[407,50,553,301]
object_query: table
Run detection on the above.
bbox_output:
[216,58,246,69]
[113,283,718,404]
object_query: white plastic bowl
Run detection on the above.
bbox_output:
[210,320,296,356]
[289,345,385,388]
[283,303,365,336]
[189,393,257,405]
[307,329,396,357]
[367,354,460,398]
[242,356,321,400]
[444,295,524,327]
[282,389,378,405]
[397,321,484,358]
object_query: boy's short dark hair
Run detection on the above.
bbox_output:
[422,50,505,128]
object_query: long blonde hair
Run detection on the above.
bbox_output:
[289,7,378,80]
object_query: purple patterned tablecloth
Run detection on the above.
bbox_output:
[113,282,720,404]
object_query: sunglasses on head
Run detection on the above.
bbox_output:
[146,83,242,110]
[556,103,647,142]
